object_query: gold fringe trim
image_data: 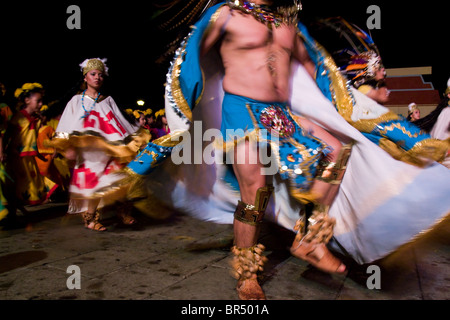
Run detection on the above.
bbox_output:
[89,167,147,203]
[350,111,402,133]
[80,166,173,220]
[121,167,149,200]
[152,131,186,148]
[379,137,449,167]
[45,130,150,163]
[444,137,450,149]
[69,175,130,205]
[213,129,266,153]
[319,47,355,122]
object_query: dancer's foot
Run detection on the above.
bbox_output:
[85,221,107,231]
[117,211,136,225]
[117,202,136,225]
[236,274,266,300]
[290,240,346,274]
[82,211,106,232]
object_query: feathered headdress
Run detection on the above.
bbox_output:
[342,50,384,88]
[308,17,385,88]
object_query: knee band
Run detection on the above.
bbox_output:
[234,184,274,226]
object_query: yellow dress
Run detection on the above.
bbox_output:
[6,110,58,205]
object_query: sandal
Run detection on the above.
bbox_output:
[231,244,268,300]
[86,221,107,231]
[236,276,266,300]
[290,240,346,274]
[81,211,106,232]
[117,202,136,225]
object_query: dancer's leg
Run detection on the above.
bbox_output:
[291,117,348,273]
[230,141,272,299]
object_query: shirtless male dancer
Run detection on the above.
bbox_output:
[200,0,348,300]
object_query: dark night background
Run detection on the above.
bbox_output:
[1,0,448,113]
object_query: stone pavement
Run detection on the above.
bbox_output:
[0,201,449,302]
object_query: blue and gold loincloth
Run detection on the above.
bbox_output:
[220,92,331,192]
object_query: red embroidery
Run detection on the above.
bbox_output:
[83,110,126,135]
[72,164,99,189]
[105,112,126,135]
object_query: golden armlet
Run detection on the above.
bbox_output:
[316,143,352,184]
[234,184,274,226]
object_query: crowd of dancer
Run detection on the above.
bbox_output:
[0,60,169,228]
[1,0,449,301]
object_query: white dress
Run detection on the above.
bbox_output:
[55,94,139,213]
